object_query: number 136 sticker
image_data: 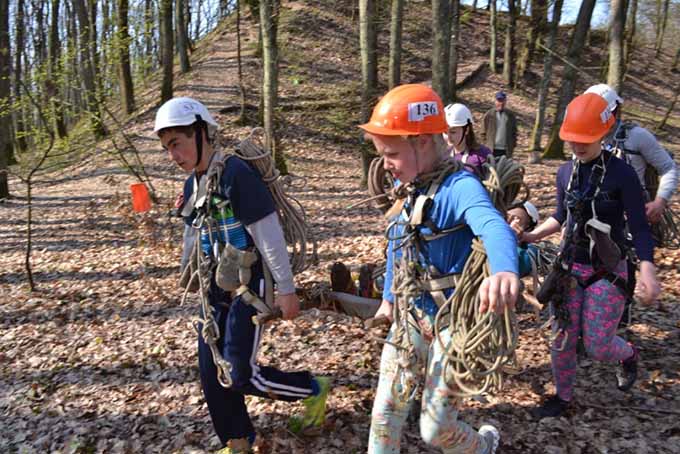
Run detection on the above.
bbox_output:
[408,102,439,122]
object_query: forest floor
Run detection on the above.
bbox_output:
[2,1,680,453]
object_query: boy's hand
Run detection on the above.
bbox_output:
[479,271,519,314]
[275,293,300,320]
[509,218,524,238]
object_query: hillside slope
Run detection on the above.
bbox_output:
[1,1,679,453]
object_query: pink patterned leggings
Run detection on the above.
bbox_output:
[551,261,634,401]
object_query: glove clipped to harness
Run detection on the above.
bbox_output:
[584,217,621,271]
[216,243,258,292]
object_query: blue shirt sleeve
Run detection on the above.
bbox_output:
[446,174,519,275]
[382,233,395,303]
[221,156,276,226]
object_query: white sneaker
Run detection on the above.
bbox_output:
[478,424,500,454]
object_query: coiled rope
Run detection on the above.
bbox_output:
[237,128,317,273]
[378,156,525,398]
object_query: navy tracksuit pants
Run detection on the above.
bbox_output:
[198,293,316,446]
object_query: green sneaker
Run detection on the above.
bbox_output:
[289,376,331,433]
[216,438,252,454]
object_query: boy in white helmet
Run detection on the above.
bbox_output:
[154,97,329,453]
[584,83,678,224]
[444,103,491,176]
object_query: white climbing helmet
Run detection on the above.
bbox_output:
[523,201,540,227]
[153,97,219,137]
[444,103,473,128]
[584,84,623,112]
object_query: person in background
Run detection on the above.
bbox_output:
[482,91,518,158]
[444,103,491,177]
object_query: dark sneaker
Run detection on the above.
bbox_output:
[532,394,569,419]
[616,344,639,391]
[478,424,500,454]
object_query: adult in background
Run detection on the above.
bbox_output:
[482,91,518,158]
[522,93,660,418]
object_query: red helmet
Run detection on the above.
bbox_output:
[559,93,615,143]
[359,84,448,136]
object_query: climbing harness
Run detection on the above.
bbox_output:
[179,130,317,388]
[375,156,525,399]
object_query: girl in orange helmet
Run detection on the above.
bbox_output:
[360,84,520,454]
[522,93,660,418]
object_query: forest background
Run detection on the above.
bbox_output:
[1,0,680,452]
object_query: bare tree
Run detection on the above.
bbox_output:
[359,0,378,185]
[236,0,247,124]
[260,0,287,173]
[432,0,452,100]
[176,0,191,73]
[388,0,404,89]
[673,46,680,72]
[73,0,106,137]
[47,0,67,138]
[656,83,679,131]
[543,0,596,159]
[14,0,27,152]
[118,0,136,114]
[516,0,547,80]
[529,0,563,161]
[449,0,460,102]
[0,0,10,199]
[624,0,637,67]
[654,0,669,56]
[160,0,174,102]
[607,0,625,93]
[489,0,498,72]
[503,0,517,86]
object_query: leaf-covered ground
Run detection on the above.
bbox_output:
[2,2,680,453]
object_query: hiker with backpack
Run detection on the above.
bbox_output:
[361,84,520,454]
[521,93,660,418]
[584,83,678,225]
[154,97,329,454]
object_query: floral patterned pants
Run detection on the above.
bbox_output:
[368,315,492,454]
[551,261,634,401]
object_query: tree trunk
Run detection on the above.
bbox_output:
[656,84,678,131]
[0,0,10,199]
[432,0,451,101]
[88,0,103,102]
[14,0,27,151]
[624,0,637,68]
[503,0,517,86]
[472,0,477,9]
[489,0,497,73]
[654,0,669,57]
[176,0,190,73]
[117,0,135,114]
[359,0,378,186]
[236,0,247,124]
[516,0,547,81]
[194,0,202,41]
[33,0,47,67]
[260,0,287,174]
[673,46,680,72]
[388,0,404,89]
[607,0,625,94]
[449,0,460,102]
[543,0,596,159]
[144,0,154,76]
[73,0,106,137]
[529,0,563,158]
[160,0,174,102]
[48,0,67,138]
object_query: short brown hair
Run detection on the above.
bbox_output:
[158,124,196,139]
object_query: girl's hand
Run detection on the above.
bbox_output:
[636,261,661,305]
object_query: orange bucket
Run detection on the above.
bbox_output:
[130,183,152,212]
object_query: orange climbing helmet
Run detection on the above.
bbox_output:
[359,84,448,136]
[559,93,615,143]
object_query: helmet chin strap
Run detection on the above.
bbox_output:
[194,115,205,167]
[456,123,469,149]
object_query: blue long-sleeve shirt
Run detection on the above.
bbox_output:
[553,152,654,263]
[382,170,519,315]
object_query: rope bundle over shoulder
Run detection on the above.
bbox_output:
[237,128,318,273]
